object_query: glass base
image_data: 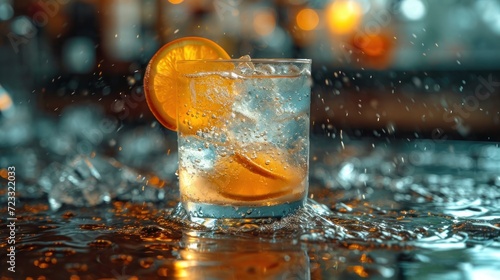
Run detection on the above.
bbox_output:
[182,199,305,219]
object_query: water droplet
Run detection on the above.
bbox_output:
[127,76,136,86]
[139,257,155,269]
[140,225,164,240]
[61,211,75,219]
[66,263,89,273]
[80,224,107,230]
[110,254,133,265]
[386,123,396,134]
[88,239,113,249]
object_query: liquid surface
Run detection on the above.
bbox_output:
[1,138,499,279]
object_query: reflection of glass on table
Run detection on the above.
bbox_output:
[158,234,310,279]
[176,59,312,219]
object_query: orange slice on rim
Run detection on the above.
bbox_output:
[144,37,231,131]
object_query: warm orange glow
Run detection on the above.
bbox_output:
[348,265,369,278]
[296,8,319,31]
[326,0,362,34]
[353,34,386,56]
[0,93,13,111]
[349,31,395,69]
[253,10,276,36]
[148,175,165,188]
[0,169,7,179]
[149,176,160,186]
[360,253,372,263]
[172,261,190,278]
[168,0,184,4]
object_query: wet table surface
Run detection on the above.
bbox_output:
[1,120,500,279]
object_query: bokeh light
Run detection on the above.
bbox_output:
[0,89,13,111]
[253,10,276,36]
[349,31,394,69]
[260,26,292,57]
[11,16,34,36]
[168,0,184,4]
[296,8,319,31]
[62,37,96,74]
[326,0,362,35]
[352,33,386,56]
[475,0,500,34]
[0,1,14,21]
[400,0,426,21]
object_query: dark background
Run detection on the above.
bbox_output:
[1,0,500,141]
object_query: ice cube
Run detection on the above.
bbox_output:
[42,154,165,210]
[47,156,109,210]
[234,77,285,116]
[38,162,66,193]
[227,110,264,145]
[277,64,301,76]
[235,55,255,75]
[227,58,311,148]
[253,64,276,75]
[238,54,252,61]
[230,98,276,144]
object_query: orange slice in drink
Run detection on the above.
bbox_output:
[211,145,305,201]
[233,151,288,181]
[144,37,231,131]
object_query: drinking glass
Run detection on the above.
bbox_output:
[176,59,311,218]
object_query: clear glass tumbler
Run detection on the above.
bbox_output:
[176,59,311,218]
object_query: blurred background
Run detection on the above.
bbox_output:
[1,0,500,143]
[2,3,500,278]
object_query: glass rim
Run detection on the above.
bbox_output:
[177,58,311,64]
